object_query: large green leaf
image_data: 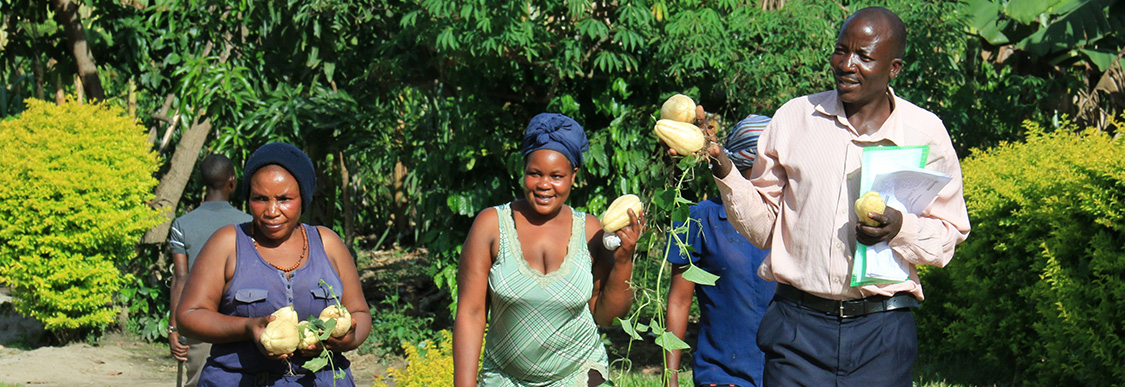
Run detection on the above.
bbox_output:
[1018,0,1124,63]
[617,318,642,341]
[654,331,691,351]
[1005,0,1050,24]
[967,0,1010,45]
[1079,48,1123,71]
[682,265,720,286]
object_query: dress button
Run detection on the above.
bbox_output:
[835,243,844,250]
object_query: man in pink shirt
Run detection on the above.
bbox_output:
[702,7,970,386]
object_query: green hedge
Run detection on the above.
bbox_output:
[918,119,1125,385]
[0,99,162,341]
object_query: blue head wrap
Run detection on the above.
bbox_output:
[725,114,770,169]
[243,142,317,211]
[520,113,588,168]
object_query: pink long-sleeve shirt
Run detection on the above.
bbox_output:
[715,89,970,301]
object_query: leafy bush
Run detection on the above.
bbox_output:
[373,330,455,387]
[917,118,1125,385]
[0,99,162,342]
[361,293,439,356]
[120,269,172,343]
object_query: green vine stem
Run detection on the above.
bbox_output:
[301,279,350,385]
[613,150,721,385]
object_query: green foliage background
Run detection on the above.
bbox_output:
[0,99,163,341]
[917,119,1125,386]
[1,0,1124,384]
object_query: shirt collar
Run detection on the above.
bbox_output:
[812,87,905,146]
[198,201,236,211]
[713,197,729,220]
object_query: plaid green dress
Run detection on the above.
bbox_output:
[479,203,611,386]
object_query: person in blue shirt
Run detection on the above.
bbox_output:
[664,115,774,387]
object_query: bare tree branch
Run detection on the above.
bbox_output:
[148,94,175,147]
[158,113,182,152]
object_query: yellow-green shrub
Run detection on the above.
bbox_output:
[917,119,1125,385]
[373,330,455,387]
[0,98,162,340]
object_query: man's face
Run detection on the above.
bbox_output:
[830,18,903,108]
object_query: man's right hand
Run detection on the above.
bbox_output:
[665,105,722,157]
[697,105,722,158]
[692,105,737,178]
[169,330,189,362]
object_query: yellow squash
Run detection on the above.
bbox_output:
[600,194,644,234]
[319,305,353,338]
[854,191,887,227]
[660,94,697,123]
[260,319,299,356]
[296,320,320,350]
[654,119,706,155]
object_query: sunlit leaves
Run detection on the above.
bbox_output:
[0,100,162,338]
[618,317,642,341]
[577,18,608,40]
[921,121,1125,383]
[436,28,459,51]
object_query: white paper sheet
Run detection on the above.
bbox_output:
[859,167,952,281]
[852,146,952,285]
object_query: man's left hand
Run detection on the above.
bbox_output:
[856,206,902,245]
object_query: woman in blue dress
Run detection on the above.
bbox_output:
[176,143,371,386]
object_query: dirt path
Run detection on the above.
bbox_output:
[0,332,174,386]
[0,299,389,387]
[0,331,389,386]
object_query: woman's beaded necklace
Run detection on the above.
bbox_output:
[251,224,308,272]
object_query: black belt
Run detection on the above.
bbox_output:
[775,283,919,318]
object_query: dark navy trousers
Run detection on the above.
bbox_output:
[756,297,917,387]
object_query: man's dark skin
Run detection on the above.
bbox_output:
[700,7,906,246]
[168,170,238,362]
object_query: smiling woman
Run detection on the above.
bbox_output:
[452,113,644,387]
[175,142,371,387]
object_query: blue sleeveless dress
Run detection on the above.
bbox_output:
[199,223,355,387]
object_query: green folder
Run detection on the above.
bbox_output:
[851,145,929,287]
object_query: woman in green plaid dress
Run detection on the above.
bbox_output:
[453,113,643,387]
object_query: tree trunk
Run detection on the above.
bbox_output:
[54,74,64,105]
[33,55,45,100]
[141,115,213,245]
[127,79,136,117]
[338,151,356,256]
[392,160,410,244]
[51,0,105,102]
[761,0,785,10]
[141,40,224,248]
